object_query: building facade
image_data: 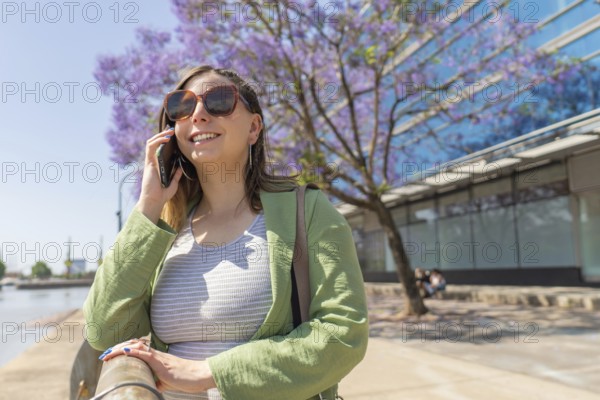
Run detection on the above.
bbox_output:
[338,1,600,286]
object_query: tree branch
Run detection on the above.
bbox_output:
[335,44,369,179]
[325,185,374,211]
[308,77,362,168]
[367,70,381,177]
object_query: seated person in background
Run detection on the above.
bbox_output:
[424,269,446,297]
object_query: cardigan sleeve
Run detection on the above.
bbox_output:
[83,208,177,351]
[207,190,369,400]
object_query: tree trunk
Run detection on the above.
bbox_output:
[371,197,428,316]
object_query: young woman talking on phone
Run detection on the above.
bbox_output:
[83,65,368,400]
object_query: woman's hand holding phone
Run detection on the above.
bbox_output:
[135,126,184,225]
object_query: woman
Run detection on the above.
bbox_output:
[84,65,368,400]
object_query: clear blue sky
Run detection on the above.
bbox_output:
[0,2,179,274]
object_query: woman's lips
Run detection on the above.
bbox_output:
[190,132,222,142]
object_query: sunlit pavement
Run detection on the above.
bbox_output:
[0,310,85,400]
[339,294,600,400]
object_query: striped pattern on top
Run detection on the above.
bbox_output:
[150,208,272,400]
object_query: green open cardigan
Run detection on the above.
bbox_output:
[83,188,369,400]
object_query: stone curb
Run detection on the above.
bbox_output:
[364,283,600,311]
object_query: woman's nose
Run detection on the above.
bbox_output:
[191,97,211,122]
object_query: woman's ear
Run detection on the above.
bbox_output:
[248,114,262,145]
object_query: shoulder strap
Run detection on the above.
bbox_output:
[291,183,319,327]
[291,184,342,400]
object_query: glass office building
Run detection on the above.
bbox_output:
[339,1,600,285]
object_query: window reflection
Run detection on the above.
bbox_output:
[409,199,436,223]
[361,230,386,272]
[472,177,513,211]
[516,196,576,267]
[439,190,470,217]
[472,206,519,268]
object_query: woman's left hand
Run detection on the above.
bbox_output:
[99,338,217,393]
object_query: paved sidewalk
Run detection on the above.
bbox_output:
[342,293,600,399]
[0,309,85,400]
[339,337,600,400]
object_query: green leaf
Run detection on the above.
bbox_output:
[365,45,378,65]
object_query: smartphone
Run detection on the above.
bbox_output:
[156,126,178,188]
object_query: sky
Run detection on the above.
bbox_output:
[0,2,179,274]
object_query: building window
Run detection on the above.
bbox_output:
[438,190,473,269]
[516,162,569,203]
[438,215,474,270]
[439,190,470,218]
[579,189,600,279]
[517,180,570,203]
[406,199,438,269]
[407,223,439,270]
[409,199,437,223]
[361,230,386,272]
[472,177,514,211]
[472,206,519,269]
[516,196,576,267]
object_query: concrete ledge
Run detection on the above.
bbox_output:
[16,279,93,290]
[583,297,600,311]
[365,283,600,311]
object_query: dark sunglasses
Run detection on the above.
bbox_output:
[163,85,251,120]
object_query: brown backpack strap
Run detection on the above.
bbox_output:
[292,183,319,326]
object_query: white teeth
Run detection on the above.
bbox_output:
[193,133,219,142]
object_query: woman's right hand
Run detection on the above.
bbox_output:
[135,127,184,224]
[99,338,217,393]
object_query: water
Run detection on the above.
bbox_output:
[0,285,90,367]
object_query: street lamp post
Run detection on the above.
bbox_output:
[117,173,127,232]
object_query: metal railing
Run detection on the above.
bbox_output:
[90,356,163,400]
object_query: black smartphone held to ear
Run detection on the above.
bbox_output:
[156,125,178,188]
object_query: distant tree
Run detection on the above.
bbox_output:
[31,261,52,279]
[0,260,6,280]
[64,259,73,278]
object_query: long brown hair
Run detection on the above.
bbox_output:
[158,65,298,231]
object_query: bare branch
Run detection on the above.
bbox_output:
[367,71,381,176]
[329,169,371,198]
[335,44,369,178]
[383,97,403,183]
[307,77,362,168]
[326,185,374,211]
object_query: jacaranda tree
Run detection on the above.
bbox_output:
[95,0,581,315]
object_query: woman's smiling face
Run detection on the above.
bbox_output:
[174,72,262,172]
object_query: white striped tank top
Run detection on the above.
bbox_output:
[151,207,272,400]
